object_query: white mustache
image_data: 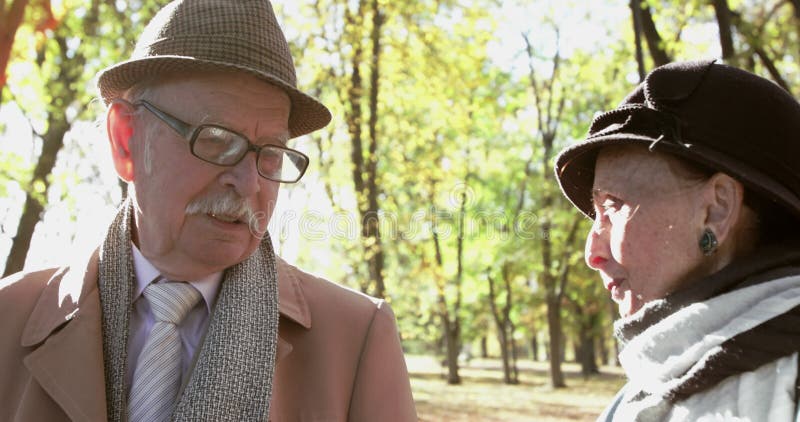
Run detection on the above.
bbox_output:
[185,190,256,223]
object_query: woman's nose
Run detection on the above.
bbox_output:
[585,219,610,270]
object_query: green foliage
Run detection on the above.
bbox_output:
[275,0,800,361]
[0,0,158,273]
[0,151,33,198]
[1,0,798,384]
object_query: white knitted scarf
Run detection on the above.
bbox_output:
[611,275,800,421]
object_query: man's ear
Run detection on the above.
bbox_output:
[703,172,745,245]
[107,100,136,182]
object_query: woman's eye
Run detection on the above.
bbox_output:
[601,197,622,213]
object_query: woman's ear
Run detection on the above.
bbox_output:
[703,172,745,245]
[107,100,136,182]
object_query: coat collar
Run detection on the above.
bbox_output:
[21,248,100,347]
[19,248,312,413]
[21,250,313,347]
[20,247,107,421]
[275,257,312,330]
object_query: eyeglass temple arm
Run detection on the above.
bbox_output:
[134,101,195,139]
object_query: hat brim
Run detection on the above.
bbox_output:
[97,56,332,139]
[555,133,800,221]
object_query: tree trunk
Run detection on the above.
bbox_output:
[522,32,569,389]
[0,0,30,95]
[344,6,367,284]
[598,330,609,366]
[546,295,566,387]
[752,46,790,92]
[344,1,386,297]
[364,0,386,298]
[497,327,511,384]
[480,336,488,358]
[712,0,736,65]
[487,270,513,384]
[638,1,671,66]
[2,20,91,276]
[2,120,66,276]
[608,299,621,366]
[790,0,800,16]
[3,196,44,276]
[531,334,539,361]
[432,208,464,385]
[586,336,599,374]
[444,318,461,385]
[742,53,756,72]
[629,0,646,80]
[510,330,519,384]
[790,0,800,61]
[578,325,599,377]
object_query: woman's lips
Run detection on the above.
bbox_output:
[607,278,626,302]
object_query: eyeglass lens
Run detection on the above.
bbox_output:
[192,126,306,182]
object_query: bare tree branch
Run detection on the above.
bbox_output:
[629,0,646,80]
[638,0,671,66]
[712,0,736,64]
[522,32,546,134]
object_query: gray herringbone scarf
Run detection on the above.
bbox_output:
[98,199,279,421]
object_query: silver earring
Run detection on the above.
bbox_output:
[699,229,718,256]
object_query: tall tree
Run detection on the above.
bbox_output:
[522,29,586,388]
[790,0,800,62]
[3,0,99,276]
[637,0,672,66]
[430,174,469,385]
[486,262,519,384]
[344,0,386,298]
[2,0,158,275]
[629,0,646,80]
[730,6,791,91]
[303,0,388,297]
[0,0,28,95]
[564,261,607,377]
[0,0,57,96]
[711,0,736,65]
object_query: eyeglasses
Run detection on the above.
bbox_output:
[130,99,309,183]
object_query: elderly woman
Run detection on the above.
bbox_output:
[555,60,800,421]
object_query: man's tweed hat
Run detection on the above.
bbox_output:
[555,59,800,220]
[96,0,331,139]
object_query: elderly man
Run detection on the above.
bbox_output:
[0,1,416,421]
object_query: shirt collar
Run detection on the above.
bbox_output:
[131,243,222,313]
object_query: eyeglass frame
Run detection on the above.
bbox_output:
[121,99,309,183]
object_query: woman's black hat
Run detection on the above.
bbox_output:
[555,59,800,220]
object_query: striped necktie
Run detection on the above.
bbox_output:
[128,280,201,422]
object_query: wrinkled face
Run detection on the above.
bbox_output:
[127,72,291,280]
[586,146,709,317]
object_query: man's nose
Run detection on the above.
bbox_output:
[220,152,261,196]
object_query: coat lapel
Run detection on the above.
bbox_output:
[16,251,305,419]
[20,249,107,421]
[275,258,311,363]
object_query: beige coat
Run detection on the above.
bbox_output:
[0,248,417,421]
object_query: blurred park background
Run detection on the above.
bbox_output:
[1,0,798,420]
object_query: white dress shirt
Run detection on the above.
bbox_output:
[125,244,222,392]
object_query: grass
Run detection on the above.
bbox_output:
[407,355,626,421]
